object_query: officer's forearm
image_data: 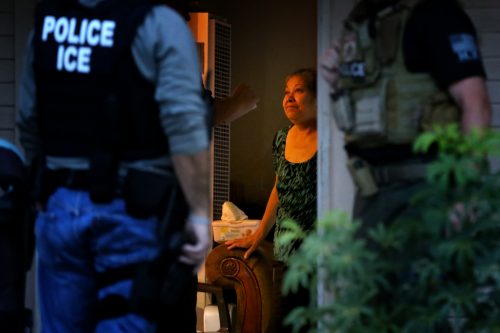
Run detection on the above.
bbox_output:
[171,150,210,218]
[449,76,492,133]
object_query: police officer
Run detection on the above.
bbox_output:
[17,0,211,332]
[320,0,491,235]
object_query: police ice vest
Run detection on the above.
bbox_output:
[32,0,168,160]
[334,0,460,149]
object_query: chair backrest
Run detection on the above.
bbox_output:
[205,241,279,333]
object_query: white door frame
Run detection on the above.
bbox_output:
[316,0,355,318]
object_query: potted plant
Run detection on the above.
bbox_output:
[279,124,500,333]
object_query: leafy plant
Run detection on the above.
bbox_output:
[279,124,500,333]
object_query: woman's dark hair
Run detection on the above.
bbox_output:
[285,68,317,96]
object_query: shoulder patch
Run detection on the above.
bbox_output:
[449,33,479,62]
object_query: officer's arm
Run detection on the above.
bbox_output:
[171,152,210,219]
[449,76,491,133]
[171,151,211,270]
[139,6,212,269]
[213,84,259,125]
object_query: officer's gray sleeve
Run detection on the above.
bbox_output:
[16,32,41,165]
[132,6,209,155]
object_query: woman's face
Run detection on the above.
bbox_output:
[282,75,317,126]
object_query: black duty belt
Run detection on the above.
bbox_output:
[47,169,92,190]
[46,169,125,198]
[371,162,428,185]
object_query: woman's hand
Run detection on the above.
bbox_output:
[225,232,263,260]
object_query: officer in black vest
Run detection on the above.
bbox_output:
[321,0,491,245]
[17,0,211,332]
[0,139,34,333]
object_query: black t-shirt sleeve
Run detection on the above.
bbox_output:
[403,0,486,89]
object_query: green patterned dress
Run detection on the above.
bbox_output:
[272,126,317,262]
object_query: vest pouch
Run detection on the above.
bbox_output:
[376,11,403,65]
[332,90,355,133]
[123,169,174,218]
[386,73,441,144]
[420,91,460,132]
[339,22,381,89]
[351,78,389,137]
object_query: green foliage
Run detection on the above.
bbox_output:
[279,125,500,333]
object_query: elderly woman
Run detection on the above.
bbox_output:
[226,68,317,332]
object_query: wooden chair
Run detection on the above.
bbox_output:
[204,241,279,333]
[197,282,232,332]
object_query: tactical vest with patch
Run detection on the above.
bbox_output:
[32,0,169,160]
[334,0,460,149]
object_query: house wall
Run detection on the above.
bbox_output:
[464,0,500,129]
[465,1,500,172]
[0,0,15,142]
[0,0,35,143]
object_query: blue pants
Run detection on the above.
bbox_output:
[36,188,162,333]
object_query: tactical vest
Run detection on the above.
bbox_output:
[32,0,169,161]
[335,0,460,148]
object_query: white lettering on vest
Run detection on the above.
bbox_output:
[42,16,56,41]
[63,46,78,72]
[41,15,116,74]
[101,21,116,47]
[86,19,101,46]
[79,19,89,44]
[68,18,80,44]
[54,17,69,43]
[56,45,92,73]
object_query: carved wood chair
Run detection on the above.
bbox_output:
[204,241,280,333]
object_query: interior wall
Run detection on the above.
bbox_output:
[201,0,317,219]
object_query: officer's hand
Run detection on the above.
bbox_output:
[320,43,341,94]
[230,84,259,116]
[179,218,211,274]
[214,84,259,124]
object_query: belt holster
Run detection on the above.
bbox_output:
[347,157,379,197]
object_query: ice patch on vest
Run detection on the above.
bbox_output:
[41,15,116,74]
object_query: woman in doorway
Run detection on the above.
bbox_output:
[226,68,317,332]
